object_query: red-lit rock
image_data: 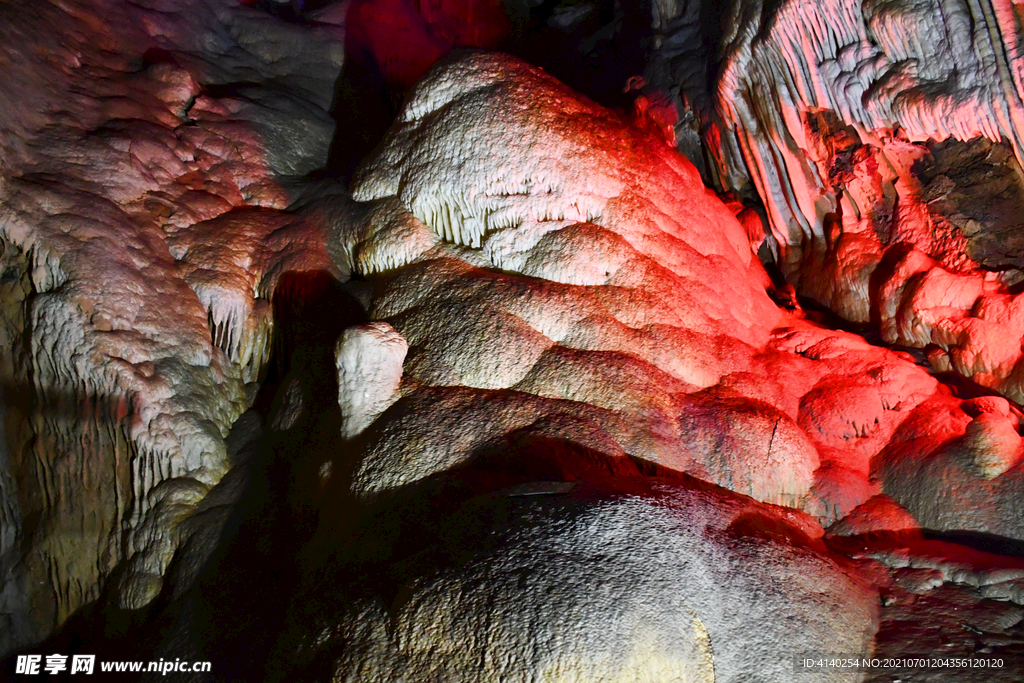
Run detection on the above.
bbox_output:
[707,0,1024,405]
[876,395,1024,541]
[5,2,1024,677]
[827,494,920,538]
[342,51,975,541]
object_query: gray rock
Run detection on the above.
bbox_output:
[303,478,878,683]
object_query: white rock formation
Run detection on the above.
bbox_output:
[5,1,1024,676]
[350,52,818,495]
[336,322,408,439]
[345,53,960,532]
[306,479,878,683]
[713,0,1024,246]
[202,50,1022,678]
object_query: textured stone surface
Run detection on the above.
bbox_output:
[345,53,955,527]
[0,0,345,653]
[299,479,877,683]
[876,398,1024,541]
[335,322,408,439]
[712,0,1024,248]
[704,0,1024,406]
[2,2,1024,680]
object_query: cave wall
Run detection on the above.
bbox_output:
[0,0,345,653]
[2,0,1024,680]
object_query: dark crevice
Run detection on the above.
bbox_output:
[921,530,1024,558]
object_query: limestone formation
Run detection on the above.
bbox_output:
[707,0,1024,405]
[0,0,344,652]
[304,479,877,683]
[1,1,1023,681]
[335,322,408,439]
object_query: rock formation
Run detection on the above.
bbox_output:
[1,1,1023,681]
[0,0,344,652]
[708,0,1024,407]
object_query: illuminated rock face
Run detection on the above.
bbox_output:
[2,1,1024,679]
[335,322,408,439]
[0,0,343,652]
[712,0,1024,242]
[876,396,1024,541]
[310,480,877,683]
[283,49,983,677]
[709,0,1024,404]
[344,52,953,522]
[305,51,1024,676]
[348,53,799,499]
